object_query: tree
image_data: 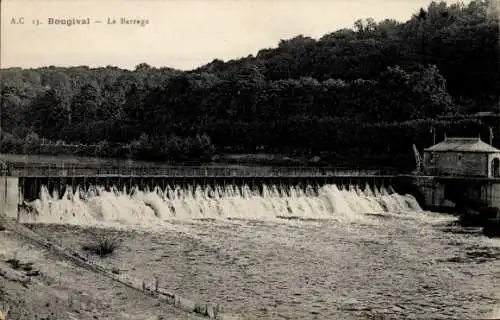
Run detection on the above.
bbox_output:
[27,89,67,139]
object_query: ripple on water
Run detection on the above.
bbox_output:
[26,213,500,320]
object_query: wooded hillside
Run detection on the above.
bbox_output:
[1,0,498,168]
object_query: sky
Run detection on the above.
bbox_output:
[1,0,461,71]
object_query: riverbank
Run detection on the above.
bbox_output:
[8,214,500,320]
[0,221,219,320]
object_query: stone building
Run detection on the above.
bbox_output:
[423,137,500,178]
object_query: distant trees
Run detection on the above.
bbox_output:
[0,0,498,166]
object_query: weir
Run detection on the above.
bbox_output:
[0,163,410,222]
[3,139,499,223]
[6,164,399,201]
[18,175,398,202]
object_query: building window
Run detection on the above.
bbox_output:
[492,158,500,178]
[457,153,463,161]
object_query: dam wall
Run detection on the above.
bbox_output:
[14,162,500,216]
[6,162,498,215]
[5,164,400,202]
[17,174,397,202]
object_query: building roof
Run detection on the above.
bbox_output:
[424,137,500,153]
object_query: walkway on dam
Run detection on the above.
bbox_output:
[3,163,399,179]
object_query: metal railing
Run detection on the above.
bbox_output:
[5,163,400,178]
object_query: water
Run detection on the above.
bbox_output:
[18,183,500,319]
[20,184,420,225]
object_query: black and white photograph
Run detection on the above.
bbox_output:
[0,0,499,319]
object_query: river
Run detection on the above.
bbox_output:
[18,183,500,319]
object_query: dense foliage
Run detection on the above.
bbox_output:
[1,0,498,169]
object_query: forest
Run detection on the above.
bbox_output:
[1,0,498,169]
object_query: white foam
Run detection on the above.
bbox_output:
[19,183,423,227]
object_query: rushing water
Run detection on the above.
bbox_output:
[19,184,421,225]
[18,183,500,319]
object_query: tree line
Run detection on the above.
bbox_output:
[0,0,498,169]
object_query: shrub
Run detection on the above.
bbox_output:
[94,140,111,157]
[22,132,41,153]
[82,235,120,257]
[0,132,23,153]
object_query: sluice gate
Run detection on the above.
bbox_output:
[5,164,400,202]
[18,175,397,201]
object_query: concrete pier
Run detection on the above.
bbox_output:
[0,175,20,220]
[403,175,500,210]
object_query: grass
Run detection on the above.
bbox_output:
[6,258,21,270]
[82,235,120,257]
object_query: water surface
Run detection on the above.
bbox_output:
[20,183,500,319]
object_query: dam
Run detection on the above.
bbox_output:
[8,164,398,200]
[1,145,499,320]
[0,162,417,223]
[1,136,499,223]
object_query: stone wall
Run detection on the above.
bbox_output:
[424,152,488,177]
[411,176,500,210]
[405,176,446,208]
